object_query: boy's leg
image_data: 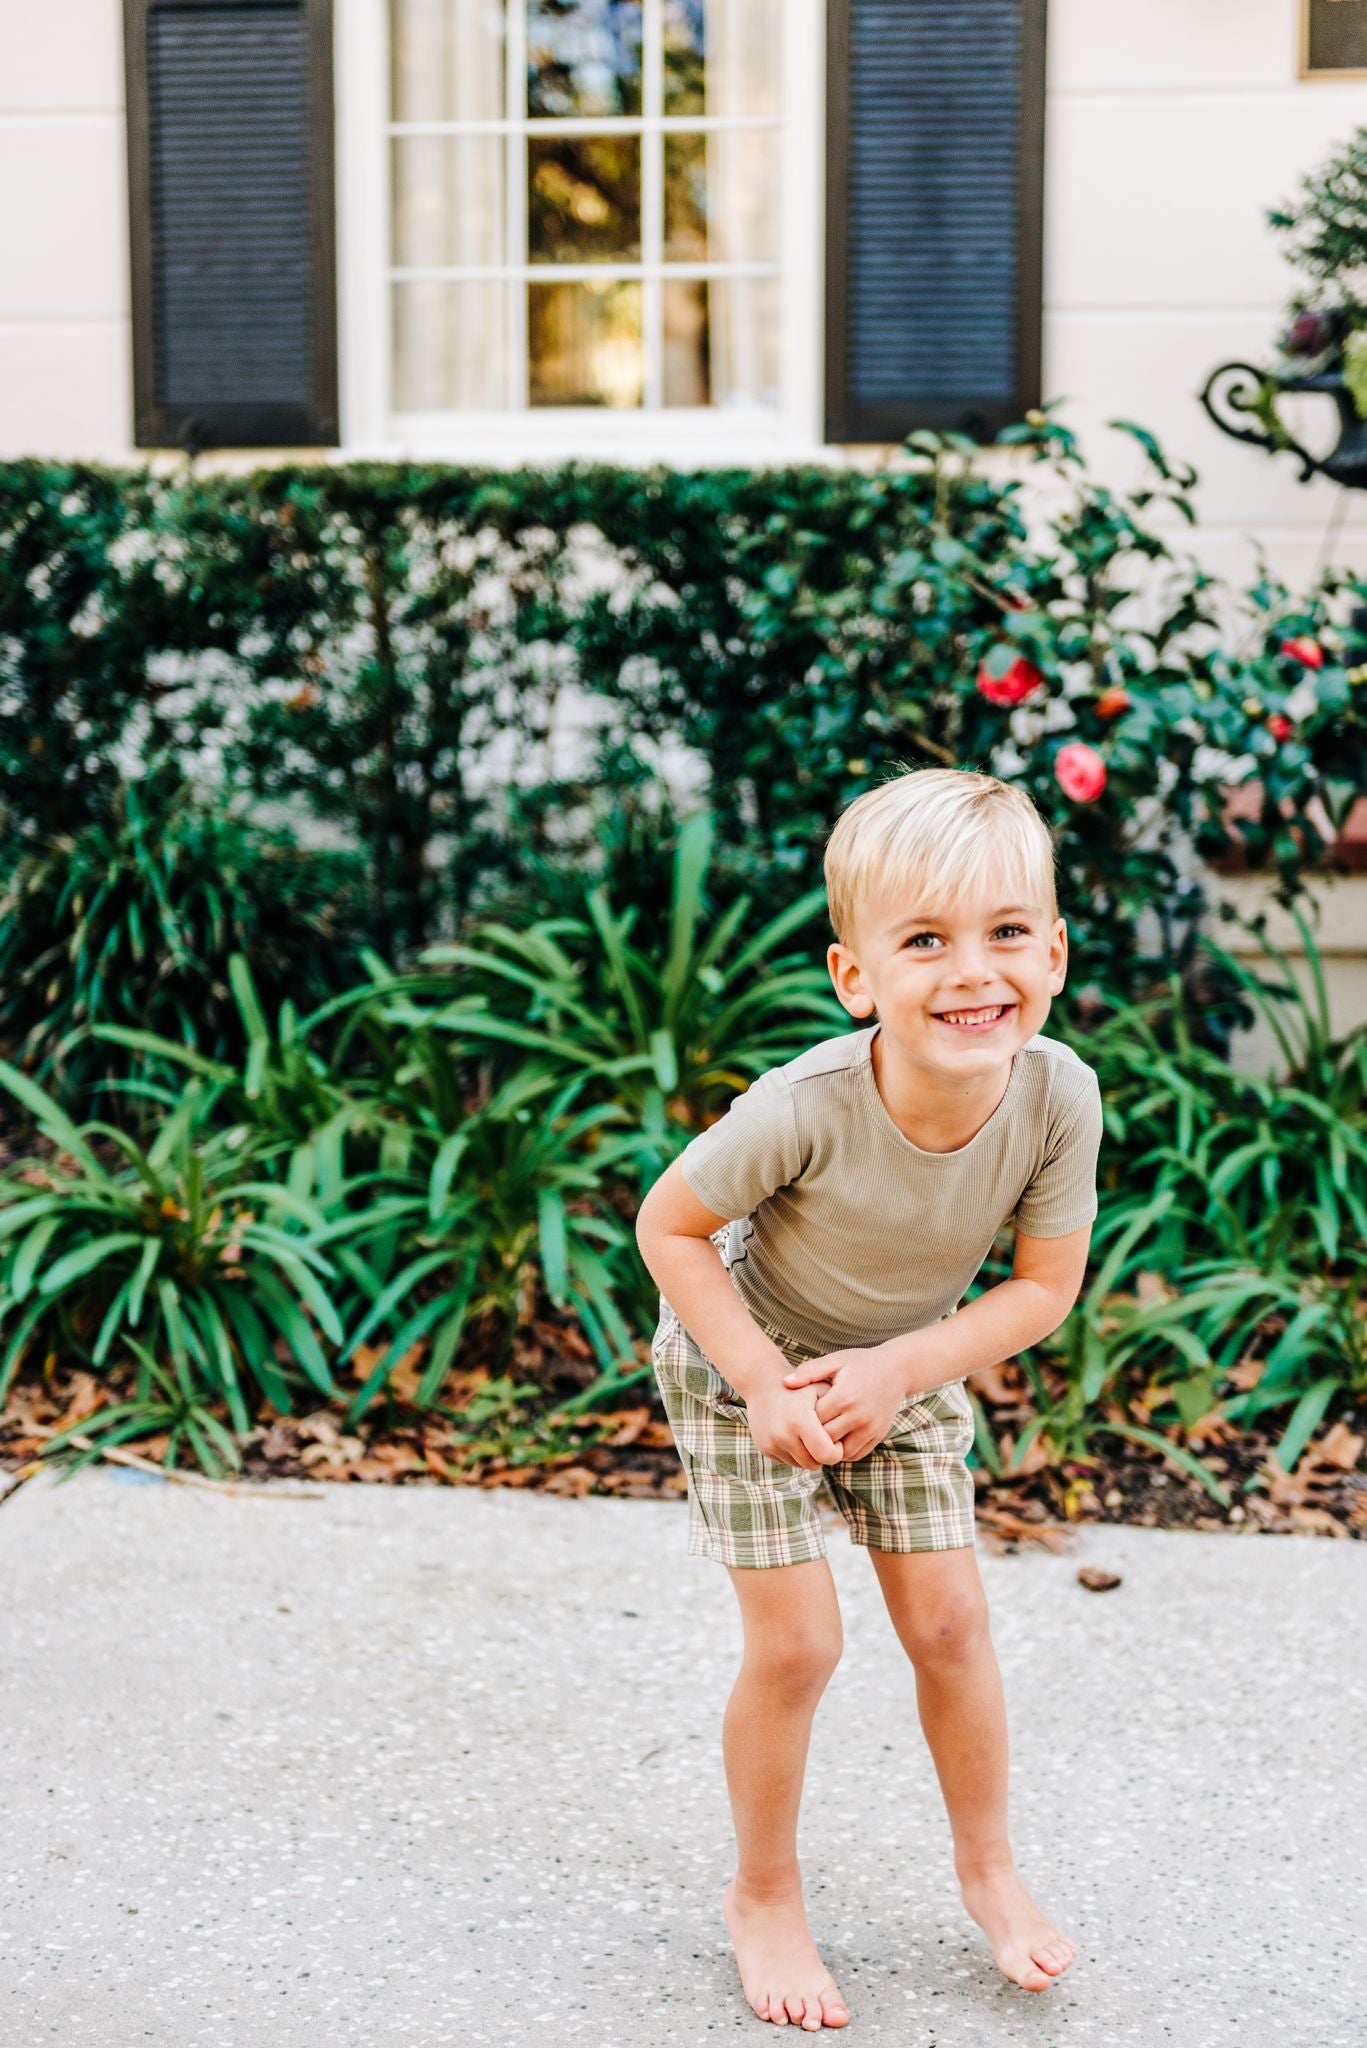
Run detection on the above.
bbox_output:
[720,1556,850,2032]
[865,1544,1078,1993]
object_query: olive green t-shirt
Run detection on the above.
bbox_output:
[676,1023,1103,1358]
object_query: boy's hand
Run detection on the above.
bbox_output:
[744,1381,845,1471]
[780,1346,910,1462]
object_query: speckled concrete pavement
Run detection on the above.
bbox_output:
[1,1467,1363,2048]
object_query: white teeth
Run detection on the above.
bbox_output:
[939,1005,1006,1025]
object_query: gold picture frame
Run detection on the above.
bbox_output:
[1302,0,1367,78]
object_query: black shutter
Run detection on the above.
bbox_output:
[124,0,338,451]
[825,0,1046,444]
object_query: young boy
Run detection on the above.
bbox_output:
[634,766,1103,2031]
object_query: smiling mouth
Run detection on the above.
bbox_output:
[933,1003,1016,1030]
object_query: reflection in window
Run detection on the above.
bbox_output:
[528,137,642,262]
[527,0,643,117]
[663,130,778,264]
[663,0,779,116]
[529,281,644,405]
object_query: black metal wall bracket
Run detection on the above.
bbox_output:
[1200,362,1367,492]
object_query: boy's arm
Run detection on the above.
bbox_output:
[878,1224,1092,1399]
[634,1158,790,1400]
[780,1224,1091,1408]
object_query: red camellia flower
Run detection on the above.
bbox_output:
[1054,741,1107,803]
[1095,685,1132,720]
[976,654,1044,706]
[1267,713,1294,741]
[1279,635,1324,668]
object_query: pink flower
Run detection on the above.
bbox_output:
[1279,636,1324,669]
[1055,741,1107,803]
[1267,713,1294,742]
[976,654,1044,707]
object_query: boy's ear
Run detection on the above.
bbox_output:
[827,940,875,1018]
[1047,918,1068,993]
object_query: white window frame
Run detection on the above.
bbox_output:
[333,0,826,464]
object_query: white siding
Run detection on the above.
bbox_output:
[1,0,1366,576]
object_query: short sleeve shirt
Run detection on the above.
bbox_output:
[676,1023,1103,1356]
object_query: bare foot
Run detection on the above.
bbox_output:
[959,1865,1078,1992]
[721,1875,850,2030]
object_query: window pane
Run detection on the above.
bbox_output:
[663,130,778,263]
[527,0,643,117]
[392,136,504,268]
[663,276,779,409]
[528,137,641,261]
[529,280,643,405]
[393,281,508,409]
[663,0,780,117]
[390,0,505,123]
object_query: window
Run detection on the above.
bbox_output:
[337,0,822,455]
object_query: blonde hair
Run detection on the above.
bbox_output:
[823,766,1059,949]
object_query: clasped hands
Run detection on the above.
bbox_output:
[744,1343,913,1471]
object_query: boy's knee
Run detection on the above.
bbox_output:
[903,1587,990,1667]
[748,1627,843,1699]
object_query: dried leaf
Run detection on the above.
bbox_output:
[1011,1432,1052,1476]
[1262,1455,1306,1507]
[971,1361,1024,1407]
[1077,1564,1122,1592]
[1186,1411,1239,1447]
[55,1371,105,1428]
[602,1408,651,1448]
[1133,1269,1176,1307]
[1225,1356,1263,1392]
[542,1465,598,1497]
[1287,1506,1348,1538]
[1309,1422,1364,1473]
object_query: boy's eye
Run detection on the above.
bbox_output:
[903,924,1028,949]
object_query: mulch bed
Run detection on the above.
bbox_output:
[3,1347,1363,1549]
[1,1108,1362,1544]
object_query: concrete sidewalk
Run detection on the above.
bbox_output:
[0,1468,1362,2048]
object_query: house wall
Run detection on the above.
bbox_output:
[1,0,1365,1065]
[3,2,1366,584]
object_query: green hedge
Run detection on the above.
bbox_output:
[2,414,1364,1010]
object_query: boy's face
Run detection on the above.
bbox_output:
[826,865,1068,1079]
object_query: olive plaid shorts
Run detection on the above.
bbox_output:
[650,1242,977,1570]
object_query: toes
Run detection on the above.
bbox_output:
[1016,1963,1052,1993]
[822,1997,850,2027]
[783,1993,808,2025]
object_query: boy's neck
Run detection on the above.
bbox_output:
[869,1023,1016,1153]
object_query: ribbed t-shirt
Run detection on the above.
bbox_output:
[676,1023,1103,1357]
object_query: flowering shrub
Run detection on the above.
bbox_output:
[0,416,1363,1015]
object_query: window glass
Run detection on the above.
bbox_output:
[529,281,644,405]
[663,275,778,409]
[662,0,780,117]
[527,0,643,117]
[392,136,505,268]
[528,137,642,262]
[663,130,778,264]
[388,0,783,418]
[391,0,504,123]
[394,282,509,409]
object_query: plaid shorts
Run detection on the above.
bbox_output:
[650,1237,976,1570]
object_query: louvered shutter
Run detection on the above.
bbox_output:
[825,0,1046,444]
[123,0,338,451]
